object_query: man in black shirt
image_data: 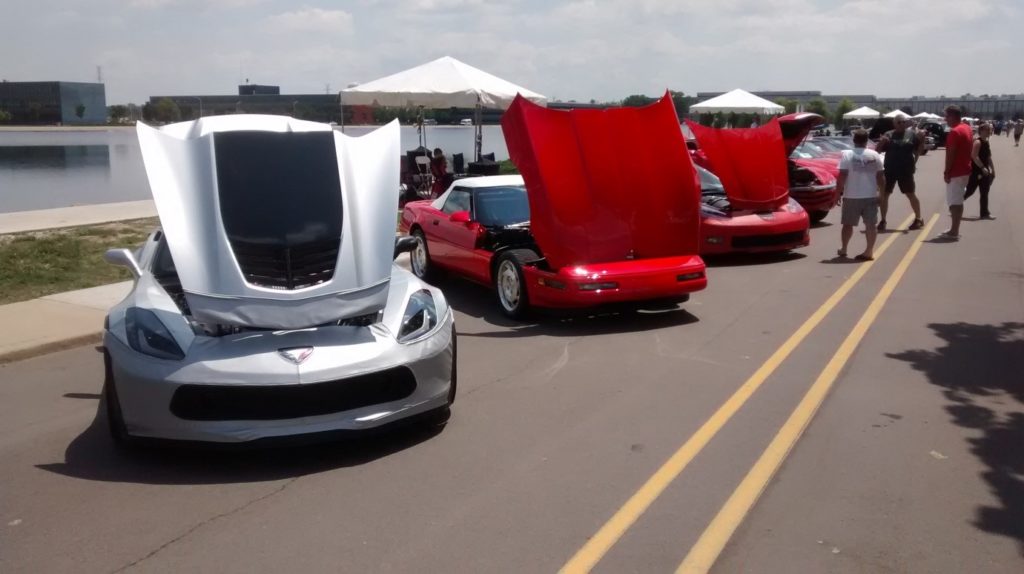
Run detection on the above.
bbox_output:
[875,116,925,231]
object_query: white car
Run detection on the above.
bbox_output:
[102,115,456,446]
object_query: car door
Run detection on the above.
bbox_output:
[428,187,474,269]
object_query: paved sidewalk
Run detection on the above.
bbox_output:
[0,282,131,363]
[0,200,156,235]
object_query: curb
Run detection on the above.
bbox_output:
[0,332,103,365]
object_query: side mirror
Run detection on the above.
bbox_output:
[104,248,142,278]
[449,210,471,224]
[394,235,418,260]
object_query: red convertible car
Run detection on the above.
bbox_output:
[400,94,707,319]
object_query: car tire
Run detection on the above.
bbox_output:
[494,249,536,319]
[447,324,457,406]
[809,210,829,224]
[410,228,439,282]
[102,351,133,447]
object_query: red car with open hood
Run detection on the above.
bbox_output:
[686,120,810,255]
[400,94,707,319]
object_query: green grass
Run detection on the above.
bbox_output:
[0,218,158,305]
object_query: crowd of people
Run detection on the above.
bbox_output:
[834,105,1004,258]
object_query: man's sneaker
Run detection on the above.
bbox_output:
[980,213,994,220]
[908,218,924,230]
[937,230,960,240]
[877,220,887,232]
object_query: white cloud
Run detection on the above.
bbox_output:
[265,8,354,33]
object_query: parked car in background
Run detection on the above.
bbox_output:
[697,165,810,255]
[400,176,707,318]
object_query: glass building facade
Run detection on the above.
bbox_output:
[0,82,107,125]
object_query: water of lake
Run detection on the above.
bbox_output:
[0,125,510,214]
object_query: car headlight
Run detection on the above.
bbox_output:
[125,307,185,360]
[786,199,805,214]
[398,290,438,343]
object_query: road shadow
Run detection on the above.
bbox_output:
[429,273,701,335]
[820,256,867,265]
[703,251,806,268]
[887,321,1024,555]
[810,220,833,229]
[37,402,447,485]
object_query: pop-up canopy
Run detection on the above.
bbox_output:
[884,110,912,120]
[341,56,546,159]
[689,89,784,115]
[843,106,881,120]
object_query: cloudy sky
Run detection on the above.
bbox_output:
[2,0,1021,104]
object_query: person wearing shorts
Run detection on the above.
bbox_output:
[836,129,883,261]
[875,115,924,231]
[942,105,974,239]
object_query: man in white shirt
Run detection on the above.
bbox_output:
[836,129,884,260]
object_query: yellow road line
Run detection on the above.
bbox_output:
[676,213,939,574]
[559,213,916,574]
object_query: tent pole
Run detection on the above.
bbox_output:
[474,97,483,162]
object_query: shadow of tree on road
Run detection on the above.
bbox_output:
[887,322,1024,556]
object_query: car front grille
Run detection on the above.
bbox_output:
[169,367,417,421]
[230,239,339,290]
[732,231,806,249]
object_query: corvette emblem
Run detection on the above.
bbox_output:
[278,347,314,365]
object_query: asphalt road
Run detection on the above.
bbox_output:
[2,137,1022,573]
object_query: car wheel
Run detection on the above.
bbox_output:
[809,210,829,224]
[102,351,133,447]
[494,249,536,319]
[447,324,457,405]
[410,229,438,281]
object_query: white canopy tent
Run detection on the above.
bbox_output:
[689,89,784,115]
[843,106,881,120]
[884,110,912,120]
[340,56,547,160]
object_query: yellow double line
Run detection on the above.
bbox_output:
[561,213,937,574]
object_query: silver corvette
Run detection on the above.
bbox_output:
[101,115,456,445]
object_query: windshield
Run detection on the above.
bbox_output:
[696,165,725,195]
[474,185,530,227]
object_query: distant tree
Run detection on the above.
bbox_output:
[900,105,914,115]
[806,98,829,117]
[0,109,11,122]
[75,104,86,119]
[726,111,738,127]
[834,98,855,125]
[622,94,656,107]
[107,104,129,123]
[589,99,596,104]
[774,98,798,114]
[153,98,181,122]
[142,102,156,122]
[669,90,694,118]
[698,113,715,126]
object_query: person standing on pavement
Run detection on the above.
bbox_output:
[875,115,924,231]
[835,129,883,260]
[964,122,995,219]
[1014,119,1023,146]
[941,105,974,239]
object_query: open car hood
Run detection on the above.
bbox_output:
[137,115,400,329]
[778,112,824,156]
[500,93,700,269]
[685,119,790,211]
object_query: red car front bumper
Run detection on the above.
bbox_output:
[701,209,810,255]
[522,255,707,309]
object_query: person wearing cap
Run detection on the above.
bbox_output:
[875,115,924,231]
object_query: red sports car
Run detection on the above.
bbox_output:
[697,164,809,255]
[400,176,707,318]
[689,113,838,224]
[399,93,708,319]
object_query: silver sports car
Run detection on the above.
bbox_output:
[102,115,456,445]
